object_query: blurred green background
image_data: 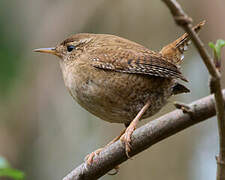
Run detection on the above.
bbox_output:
[0,0,224,179]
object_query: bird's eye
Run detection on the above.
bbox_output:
[67,45,76,52]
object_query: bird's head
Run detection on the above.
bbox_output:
[34,33,95,61]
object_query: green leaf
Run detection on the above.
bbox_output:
[0,168,25,180]
[216,39,225,59]
[217,39,225,48]
[0,157,25,180]
[0,157,10,169]
[208,42,215,49]
[208,39,225,59]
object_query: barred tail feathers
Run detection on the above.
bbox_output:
[160,20,205,65]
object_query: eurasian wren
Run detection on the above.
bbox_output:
[34,21,205,162]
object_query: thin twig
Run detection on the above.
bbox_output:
[162,0,225,179]
[63,90,225,180]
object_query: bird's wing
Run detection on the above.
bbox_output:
[88,46,188,82]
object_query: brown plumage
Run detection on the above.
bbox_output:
[34,20,205,162]
[160,20,205,64]
[88,35,188,82]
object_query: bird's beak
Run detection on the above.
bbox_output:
[33,47,57,55]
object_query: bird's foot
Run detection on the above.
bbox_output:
[85,129,126,166]
[120,100,151,158]
[85,146,120,175]
[120,123,136,158]
[174,101,193,113]
[85,148,103,165]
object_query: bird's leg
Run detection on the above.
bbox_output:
[120,100,151,158]
[86,100,150,164]
[86,128,126,165]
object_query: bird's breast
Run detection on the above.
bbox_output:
[60,61,175,124]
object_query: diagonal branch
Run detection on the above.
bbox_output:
[161,0,225,179]
[162,0,220,78]
[63,90,225,180]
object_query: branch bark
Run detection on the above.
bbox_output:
[161,0,225,179]
[63,90,225,180]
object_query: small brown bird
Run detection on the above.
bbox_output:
[34,21,205,164]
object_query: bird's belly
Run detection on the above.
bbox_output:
[64,69,174,124]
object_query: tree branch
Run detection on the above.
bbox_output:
[161,0,225,179]
[63,90,225,180]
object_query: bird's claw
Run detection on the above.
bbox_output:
[85,147,120,175]
[85,148,103,165]
[120,125,136,158]
[174,101,192,113]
